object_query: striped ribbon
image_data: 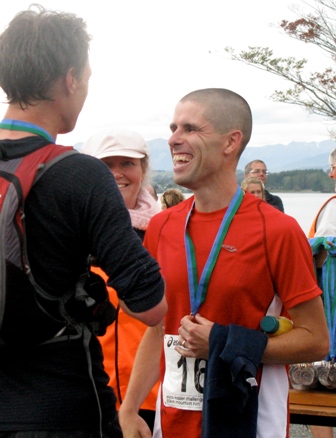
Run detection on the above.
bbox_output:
[185,186,244,316]
[0,119,55,143]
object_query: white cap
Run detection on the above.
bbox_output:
[82,128,149,159]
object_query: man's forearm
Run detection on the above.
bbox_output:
[262,297,329,364]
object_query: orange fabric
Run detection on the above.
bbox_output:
[93,266,159,411]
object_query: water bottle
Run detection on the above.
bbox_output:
[260,315,293,337]
[290,363,318,389]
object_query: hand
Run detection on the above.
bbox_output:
[175,313,214,359]
[118,408,152,438]
[324,236,336,248]
[324,236,336,253]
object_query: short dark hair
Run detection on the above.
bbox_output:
[181,88,253,151]
[0,4,91,108]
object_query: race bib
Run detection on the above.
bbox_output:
[162,334,206,411]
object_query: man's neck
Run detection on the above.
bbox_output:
[0,103,59,141]
[193,183,240,213]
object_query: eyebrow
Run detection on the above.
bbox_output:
[169,122,198,132]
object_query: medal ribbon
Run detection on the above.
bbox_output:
[185,186,244,315]
[0,119,55,143]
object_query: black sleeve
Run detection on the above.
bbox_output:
[87,170,165,312]
[26,153,164,313]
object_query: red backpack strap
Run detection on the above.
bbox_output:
[15,144,77,197]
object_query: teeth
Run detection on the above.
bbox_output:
[118,184,127,188]
[173,155,191,164]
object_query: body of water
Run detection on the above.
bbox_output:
[279,192,333,236]
[158,191,333,236]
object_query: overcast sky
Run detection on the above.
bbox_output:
[0,0,333,148]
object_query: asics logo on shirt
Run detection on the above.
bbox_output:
[166,336,179,348]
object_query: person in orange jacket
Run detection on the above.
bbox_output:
[82,128,161,432]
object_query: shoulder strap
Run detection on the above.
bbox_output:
[33,149,78,185]
[0,143,80,344]
[22,146,80,318]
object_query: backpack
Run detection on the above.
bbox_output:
[0,143,116,347]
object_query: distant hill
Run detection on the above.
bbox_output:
[147,138,336,172]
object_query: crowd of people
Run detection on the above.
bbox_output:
[0,4,334,438]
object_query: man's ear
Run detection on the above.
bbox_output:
[64,68,77,95]
[223,130,243,155]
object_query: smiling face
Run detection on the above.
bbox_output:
[101,156,144,209]
[168,100,227,191]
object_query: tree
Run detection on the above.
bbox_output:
[223,0,336,122]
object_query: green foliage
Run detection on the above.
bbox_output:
[148,170,191,194]
[223,0,336,124]
[151,168,334,193]
[237,168,334,192]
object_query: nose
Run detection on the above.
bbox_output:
[329,168,336,178]
[112,169,123,179]
[168,133,176,149]
[255,173,265,182]
[168,128,183,148]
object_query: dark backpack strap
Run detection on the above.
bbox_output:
[33,149,79,185]
[0,146,79,345]
[23,148,80,331]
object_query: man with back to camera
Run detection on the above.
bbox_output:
[118,88,328,438]
[244,159,284,211]
[0,5,166,437]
